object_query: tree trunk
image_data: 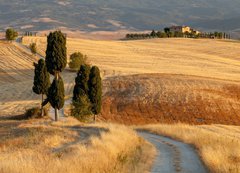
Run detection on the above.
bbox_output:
[41,94,44,117]
[55,108,59,121]
[55,72,59,80]
[54,72,59,121]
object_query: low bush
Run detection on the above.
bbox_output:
[29,43,37,54]
[71,99,92,122]
[68,52,88,71]
[24,105,50,119]
[24,107,41,119]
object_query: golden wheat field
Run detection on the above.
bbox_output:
[139,124,240,173]
[22,37,240,80]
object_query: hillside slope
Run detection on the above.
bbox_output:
[0,41,39,117]
[2,38,240,124]
[0,41,37,84]
[23,37,240,81]
[102,74,240,124]
[1,0,240,33]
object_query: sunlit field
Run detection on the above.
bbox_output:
[0,118,155,173]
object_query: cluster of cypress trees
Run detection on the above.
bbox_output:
[72,65,102,122]
[33,30,102,122]
[44,31,67,121]
[33,31,67,121]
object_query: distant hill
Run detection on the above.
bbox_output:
[0,0,240,37]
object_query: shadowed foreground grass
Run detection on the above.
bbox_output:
[0,118,155,173]
[138,124,240,173]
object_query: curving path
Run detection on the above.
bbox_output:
[138,131,208,173]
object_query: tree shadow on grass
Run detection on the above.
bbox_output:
[52,125,109,153]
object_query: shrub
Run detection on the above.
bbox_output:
[24,105,50,119]
[71,95,92,122]
[68,52,88,71]
[24,107,41,119]
[29,43,37,54]
[5,28,18,41]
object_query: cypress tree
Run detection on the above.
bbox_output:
[47,77,65,121]
[88,66,102,121]
[45,31,67,76]
[73,64,91,101]
[32,59,50,116]
[45,31,67,121]
[72,64,91,121]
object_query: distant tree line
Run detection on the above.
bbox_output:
[125,29,231,40]
[24,31,37,36]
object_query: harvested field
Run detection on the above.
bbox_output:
[0,41,37,84]
[102,74,240,125]
[2,38,240,124]
[22,37,240,81]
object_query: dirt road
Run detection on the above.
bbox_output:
[138,131,208,173]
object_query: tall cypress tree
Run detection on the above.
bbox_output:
[45,31,67,76]
[73,65,91,101]
[45,31,67,121]
[72,64,91,121]
[32,59,50,116]
[47,77,65,121]
[88,66,102,121]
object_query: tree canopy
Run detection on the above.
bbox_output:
[68,52,88,71]
[47,77,65,110]
[32,59,50,116]
[73,64,91,100]
[45,31,67,75]
[32,59,50,95]
[29,43,37,55]
[72,64,92,120]
[88,66,102,115]
[5,28,18,41]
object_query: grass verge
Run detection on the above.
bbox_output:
[0,119,155,173]
[138,123,240,173]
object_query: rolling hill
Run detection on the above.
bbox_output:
[1,37,240,124]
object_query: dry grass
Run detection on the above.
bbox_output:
[139,124,240,173]
[0,41,39,117]
[0,41,37,84]
[22,37,240,81]
[2,38,240,125]
[0,118,155,173]
[101,74,240,125]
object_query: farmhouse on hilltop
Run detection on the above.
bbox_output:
[169,26,200,34]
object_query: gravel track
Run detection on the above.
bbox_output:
[138,131,208,173]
